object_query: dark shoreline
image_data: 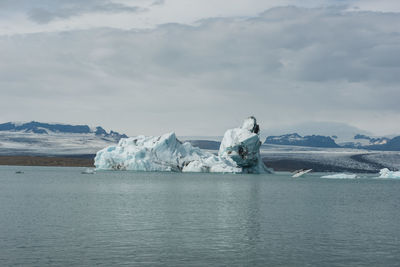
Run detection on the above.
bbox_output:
[0,155,94,167]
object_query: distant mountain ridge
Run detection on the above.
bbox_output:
[345,134,400,151]
[264,133,339,148]
[0,121,127,141]
[353,134,389,145]
[264,133,400,151]
[0,121,128,156]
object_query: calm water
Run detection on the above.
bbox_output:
[0,166,399,266]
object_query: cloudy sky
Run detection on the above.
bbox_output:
[1,0,400,136]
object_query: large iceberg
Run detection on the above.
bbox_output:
[378,168,400,178]
[94,132,241,173]
[219,116,270,173]
[94,117,270,174]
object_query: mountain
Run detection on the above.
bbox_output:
[0,121,127,139]
[354,134,389,145]
[264,133,340,148]
[0,121,128,156]
[262,121,370,143]
[362,136,400,151]
[341,133,397,149]
[264,132,400,151]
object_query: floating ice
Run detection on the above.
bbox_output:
[219,117,270,173]
[95,132,241,173]
[321,173,358,179]
[81,168,95,174]
[95,117,269,174]
[378,168,400,178]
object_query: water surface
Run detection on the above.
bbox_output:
[0,166,399,266]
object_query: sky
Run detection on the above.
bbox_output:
[0,0,400,137]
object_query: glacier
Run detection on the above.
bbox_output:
[378,168,400,178]
[94,117,270,174]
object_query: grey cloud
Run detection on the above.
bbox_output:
[29,2,144,24]
[1,7,400,135]
[151,0,165,6]
[0,0,145,24]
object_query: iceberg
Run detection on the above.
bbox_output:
[94,117,270,174]
[95,132,241,173]
[219,116,270,173]
[378,168,400,178]
[321,173,358,179]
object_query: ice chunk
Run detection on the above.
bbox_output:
[182,156,241,173]
[321,173,358,179]
[95,117,270,174]
[219,116,270,173]
[378,168,400,178]
[95,132,241,173]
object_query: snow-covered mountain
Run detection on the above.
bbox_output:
[264,133,339,148]
[0,121,128,155]
[264,132,400,151]
[261,121,370,144]
[357,135,400,151]
[341,134,390,148]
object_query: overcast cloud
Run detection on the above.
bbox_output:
[0,1,400,136]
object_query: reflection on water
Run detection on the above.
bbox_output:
[0,166,399,266]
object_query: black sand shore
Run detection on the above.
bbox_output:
[0,155,94,167]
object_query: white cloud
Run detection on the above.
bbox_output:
[0,5,400,136]
[2,0,400,35]
[27,2,144,24]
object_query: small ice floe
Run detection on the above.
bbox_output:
[378,168,400,178]
[292,169,312,178]
[321,173,357,179]
[15,171,24,174]
[81,168,96,174]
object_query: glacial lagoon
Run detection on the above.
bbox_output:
[1,166,400,266]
